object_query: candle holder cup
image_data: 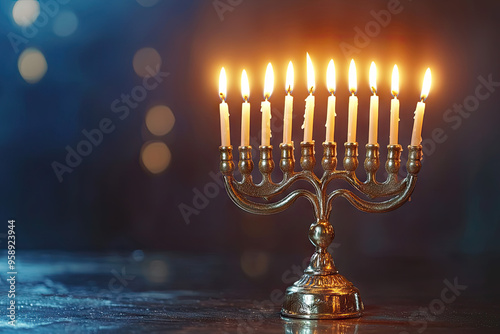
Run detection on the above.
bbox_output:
[219,141,423,319]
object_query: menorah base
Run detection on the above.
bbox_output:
[281,273,363,319]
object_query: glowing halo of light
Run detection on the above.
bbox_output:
[241,69,249,100]
[326,59,335,94]
[306,53,315,93]
[18,48,47,84]
[286,61,294,93]
[219,67,227,100]
[263,63,274,99]
[12,0,40,27]
[369,61,377,94]
[145,105,175,136]
[140,141,171,174]
[391,65,399,97]
[53,11,79,37]
[349,59,357,94]
[421,68,432,101]
[133,47,162,78]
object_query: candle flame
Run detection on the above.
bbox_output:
[264,62,274,99]
[327,59,335,94]
[369,61,377,94]
[241,69,249,101]
[286,61,294,94]
[306,53,315,93]
[219,67,227,100]
[421,68,431,101]
[391,65,399,97]
[349,59,357,94]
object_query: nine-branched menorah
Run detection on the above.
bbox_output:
[219,140,423,319]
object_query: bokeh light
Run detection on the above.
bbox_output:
[18,48,48,84]
[53,11,79,37]
[145,105,175,136]
[133,47,162,77]
[240,250,270,278]
[146,260,169,283]
[136,0,160,7]
[140,141,171,174]
[12,0,40,27]
[132,250,144,262]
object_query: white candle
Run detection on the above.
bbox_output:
[283,61,294,144]
[261,63,274,146]
[411,68,432,146]
[368,62,379,145]
[326,95,336,143]
[411,102,425,146]
[241,69,250,146]
[369,95,379,144]
[389,65,400,145]
[325,59,336,143]
[304,94,315,142]
[347,59,358,143]
[302,53,315,143]
[261,100,271,146]
[219,67,230,146]
[390,98,400,145]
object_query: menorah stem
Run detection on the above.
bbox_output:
[305,219,337,274]
[282,216,363,319]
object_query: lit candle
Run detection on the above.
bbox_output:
[219,67,230,147]
[302,53,315,143]
[283,61,294,144]
[368,62,379,144]
[325,59,336,143]
[411,68,432,146]
[261,63,274,146]
[241,70,250,147]
[347,59,358,143]
[389,65,400,145]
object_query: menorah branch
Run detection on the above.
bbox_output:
[220,146,319,215]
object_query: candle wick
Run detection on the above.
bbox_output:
[309,87,314,95]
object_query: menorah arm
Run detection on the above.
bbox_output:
[233,145,322,198]
[223,175,319,215]
[326,174,417,214]
[234,171,321,199]
[321,172,408,199]
[320,144,407,199]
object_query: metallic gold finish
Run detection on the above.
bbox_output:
[219,141,424,319]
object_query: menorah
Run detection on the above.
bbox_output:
[217,57,430,319]
[220,140,422,319]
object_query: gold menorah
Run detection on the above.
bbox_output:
[219,140,422,319]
